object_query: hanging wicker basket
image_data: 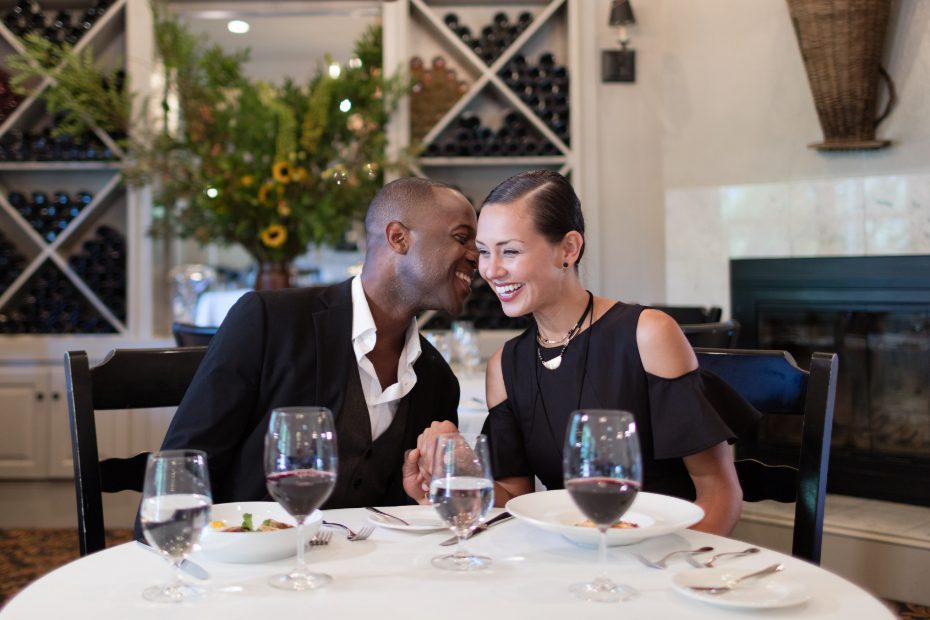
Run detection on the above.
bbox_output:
[786,0,896,151]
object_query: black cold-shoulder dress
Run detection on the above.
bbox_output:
[482,302,760,500]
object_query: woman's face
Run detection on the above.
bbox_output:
[476,198,566,317]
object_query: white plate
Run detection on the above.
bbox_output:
[367,505,447,531]
[199,501,321,563]
[505,489,704,547]
[673,568,812,609]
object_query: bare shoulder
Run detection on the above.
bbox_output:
[485,346,507,408]
[636,308,697,378]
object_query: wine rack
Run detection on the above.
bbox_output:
[387,0,576,199]
[0,0,129,335]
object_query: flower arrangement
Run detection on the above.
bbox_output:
[10,5,410,270]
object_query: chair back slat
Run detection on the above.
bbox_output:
[171,322,218,347]
[65,347,207,556]
[695,347,838,565]
[680,320,741,349]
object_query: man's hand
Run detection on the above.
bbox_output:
[402,420,459,503]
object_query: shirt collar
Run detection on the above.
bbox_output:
[350,275,422,365]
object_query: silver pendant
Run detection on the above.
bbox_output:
[541,355,562,370]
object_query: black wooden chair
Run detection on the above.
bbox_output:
[652,305,722,324]
[681,319,740,348]
[64,347,207,556]
[171,322,218,347]
[695,347,838,565]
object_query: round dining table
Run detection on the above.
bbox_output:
[1,507,895,619]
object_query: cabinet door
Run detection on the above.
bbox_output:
[0,367,49,478]
[46,366,72,478]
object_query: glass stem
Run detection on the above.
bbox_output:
[295,517,307,573]
[454,531,468,558]
[597,527,610,585]
[171,559,186,591]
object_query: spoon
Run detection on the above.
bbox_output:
[688,563,784,594]
[695,547,761,568]
[634,546,714,569]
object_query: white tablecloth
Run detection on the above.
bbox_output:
[1,507,894,619]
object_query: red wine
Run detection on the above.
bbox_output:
[566,477,639,527]
[267,469,336,518]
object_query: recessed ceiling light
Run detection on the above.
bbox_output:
[227,19,250,34]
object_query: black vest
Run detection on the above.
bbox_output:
[324,362,410,508]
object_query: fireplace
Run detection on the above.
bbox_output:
[731,256,930,507]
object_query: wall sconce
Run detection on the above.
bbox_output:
[602,0,636,83]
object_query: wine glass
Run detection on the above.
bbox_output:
[429,432,494,571]
[264,406,338,590]
[139,449,212,603]
[563,409,642,603]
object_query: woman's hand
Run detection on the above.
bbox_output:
[402,420,459,503]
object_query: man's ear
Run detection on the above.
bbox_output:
[386,221,410,254]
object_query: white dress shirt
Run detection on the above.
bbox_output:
[350,275,422,440]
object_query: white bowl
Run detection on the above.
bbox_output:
[199,501,321,563]
[505,490,704,547]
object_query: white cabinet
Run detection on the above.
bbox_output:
[0,366,51,478]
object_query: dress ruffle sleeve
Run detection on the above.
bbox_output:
[646,368,761,460]
[482,399,533,480]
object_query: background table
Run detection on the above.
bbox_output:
[1,507,894,619]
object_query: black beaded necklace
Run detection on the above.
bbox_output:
[536,291,593,371]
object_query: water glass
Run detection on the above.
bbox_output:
[139,449,212,603]
[563,409,642,602]
[429,433,494,571]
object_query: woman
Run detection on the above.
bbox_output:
[473,170,758,536]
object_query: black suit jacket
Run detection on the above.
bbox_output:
[161,279,460,505]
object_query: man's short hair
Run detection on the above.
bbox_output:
[364,177,464,243]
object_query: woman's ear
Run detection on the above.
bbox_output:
[386,221,410,254]
[560,231,584,268]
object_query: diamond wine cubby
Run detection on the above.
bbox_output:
[0,0,130,336]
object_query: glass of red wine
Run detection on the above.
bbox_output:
[264,406,338,591]
[563,409,642,602]
[139,449,212,603]
[429,433,494,570]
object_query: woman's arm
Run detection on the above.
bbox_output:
[637,309,742,535]
[486,347,535,506]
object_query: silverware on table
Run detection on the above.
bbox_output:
[323,521,375,541]
[308,531,332,546]
[365,506,411,526]
[688,563,784,594]
[634,546,714,569]
[439,511,514,546]
[135,540,210,580]
[689,546,761,568]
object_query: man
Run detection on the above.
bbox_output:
[159,177,477,508]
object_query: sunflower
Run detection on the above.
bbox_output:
[258,181,274,204]
[272,161,292,183]
[291,166,308,182]
[260,224,287,248]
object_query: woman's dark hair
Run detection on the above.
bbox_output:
[481,169,585,262]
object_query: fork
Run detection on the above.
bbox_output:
[689,547,761,568]
[634,546,714,569]
[688,563,784,594]
[323,521,375,541]
[307,531,332,546]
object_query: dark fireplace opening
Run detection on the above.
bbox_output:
[731,256,930,507]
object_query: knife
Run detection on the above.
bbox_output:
[135,540,210,580]
[440,512,514,546]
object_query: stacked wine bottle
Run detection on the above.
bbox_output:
[68,224,126,322]
[410,55,469,144]
[8,189,92,243]
[424,110,559,158]
[499,52,570,145]
[0,128,116,161]
[0,68,23,125]
[0,259,116,334]
[443,11,533,66]
[0,230,26,292]
[2,0,114,46]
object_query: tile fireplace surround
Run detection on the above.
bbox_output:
[665,172,930,605]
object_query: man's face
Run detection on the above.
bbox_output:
[401,188,478,316]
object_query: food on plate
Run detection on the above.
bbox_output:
[576,518,639,529]
[210,512,294,532]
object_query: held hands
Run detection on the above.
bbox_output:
[402,420,459,504]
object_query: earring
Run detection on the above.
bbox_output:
[563,262,569,269]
